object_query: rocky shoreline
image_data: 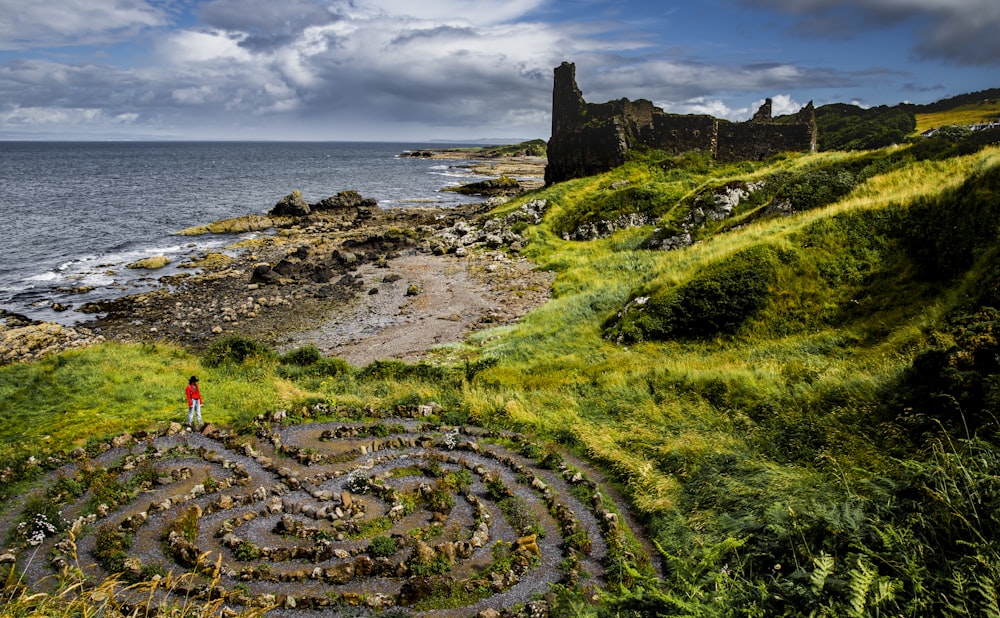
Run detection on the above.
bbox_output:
[0,153,552,366]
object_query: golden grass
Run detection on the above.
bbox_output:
[915,102,1000,134]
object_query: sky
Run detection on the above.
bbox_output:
[0,0,997,141]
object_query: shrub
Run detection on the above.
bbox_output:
[356,360,451,382]
[234,541,262,561]
[84,468,130,513]
[607,245,778,342]
[19,493,66,542]
[49,474,86,503]
[202,335,274,367]
[165,505,200,543]
[540,452,564,470]
[427,478,457,514]
[278,354,351,380]
[314,357,351,377]
[888,307,1000,437]
[346,469,370,494]
[499,496,543,537]
[280,345,322,366]
[898,165,1000,281]
[369,535,399,558]
[811,103,916,151]
[485,474,510,501]
[94,524,133,574]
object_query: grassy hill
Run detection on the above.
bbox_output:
[2,127,1000,614]
[783,90,1000,151]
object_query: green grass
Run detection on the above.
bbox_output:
[0,342,295,453]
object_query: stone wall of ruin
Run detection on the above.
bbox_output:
[546,62,817,184]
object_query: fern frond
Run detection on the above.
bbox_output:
[810,552,836,595]
[848,557,876,617]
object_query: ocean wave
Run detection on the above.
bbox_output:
[430,171,478,179]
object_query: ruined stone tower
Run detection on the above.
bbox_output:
[545,62,818,185]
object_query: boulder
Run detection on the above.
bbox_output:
[311,190,377,212]
[127,256,171,269]
[166,531,201,568]
[399,575,451,606]
[250,264,281,285]
[323,562,355,584]
[516,534,540,557]
[444,176,521,196]
[269,190,311,217]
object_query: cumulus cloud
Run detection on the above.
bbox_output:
[658,93,805,122]
[0,0,164,50]
[572,59,851,109]
[361,0,548,25]
[196,0,343,51]
[740,0,1000,65]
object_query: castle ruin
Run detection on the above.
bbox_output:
[545,62,818,184]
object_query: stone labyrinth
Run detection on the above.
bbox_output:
[2,406,653,617]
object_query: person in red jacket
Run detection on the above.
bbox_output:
[186,376,203,429]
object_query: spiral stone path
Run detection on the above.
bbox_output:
[1,406,656,617]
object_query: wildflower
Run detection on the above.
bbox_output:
[346,469,370,494]
[28,513,58,546]
[443,427,460,450]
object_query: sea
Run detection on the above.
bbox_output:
[0,141,497,326]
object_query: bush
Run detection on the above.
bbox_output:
[313,357,351,377]
[889,307,1000,437]
[369,535,399,558]
[427,478,457,514]
[18,493,66,543]
[94,524,133,574]
[898,165,1000,281]
[234,541,262,561]
[356,359,452,382]
[280,345,322,366]
[165,505,200,543]
[498,496,543,537]
[607,245,778,342]
[278,355,351,380]
[202,335,274,367]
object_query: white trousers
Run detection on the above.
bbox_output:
[188,400,202,426]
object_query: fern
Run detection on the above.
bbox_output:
[848,558,877,617]
[972,575,1000,618]
[810,552,836,594]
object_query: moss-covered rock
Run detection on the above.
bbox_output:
[443,175,521,196]
[178,215,274,235]
[127,256,171,270]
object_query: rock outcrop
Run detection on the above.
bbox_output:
[443,176,521,197]
[545,62,818,184]
[270,190,378,218]
[270,190,312,217]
